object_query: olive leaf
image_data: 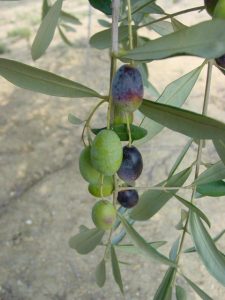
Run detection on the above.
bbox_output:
[130,167,192,221]
[68,113,84,125]
[91,124,147,141]
[213,139,225,165]
[121,19,225,61]
[176,285,187,300]
[111,246,124,294]
[89,0,112,15]
[0,58,101,98]
[153,267,175,300]
[69,227,105,255]
[196,180,225,197]
[118,214,176,267]
[182,275,213,300]
[195,161,225,185]
[32,0,63,60]
[95,259,106,287]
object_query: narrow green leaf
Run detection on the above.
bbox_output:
[122,19,225,61]
[190,212,225,286]
[175,209,188,231]
[0,58,101,98]
[89,0,112,15]
[174,194,211,228]
[138,65,203,143]
[168,139,193,178]
[182,275,213,300]
[139,99,225,140]
[111,246,124,294]
[95,259,106,288]
[68,113,83,125]
[169,237,180,261]
[118,214,176,267]
[32,0,63,60]
[196,180,225,197]
[153,267,175,300]
[91,124,147,141]
[115,241,167,254]
[145,16,174,36]
[176,285,187,300]
[69,227,105,255]
[213,139,225,165]
[90,26,136,49]
[185,229,225,253]
[195,161,225,185]
[60,11,81,25]
[42,0,50,19]
[58,26,74,46]
[130,167,192,221]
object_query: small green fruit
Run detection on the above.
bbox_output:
[213,0,225,18]
[92,200,116,230]
[88,176,114,197]
[91,129,122,176]
[113,106,133,125]
[79,146,101,184]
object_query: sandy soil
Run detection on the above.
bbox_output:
[0,0,225,299]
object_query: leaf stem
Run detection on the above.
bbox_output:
[139,6,205,29]
[118,186,192,191]
[127,0,133,51]
[126,112,132,147]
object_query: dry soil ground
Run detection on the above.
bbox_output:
[0,0,225,299]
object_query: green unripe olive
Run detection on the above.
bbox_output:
[91,129,122,176]
[204,0,218,16]
[79,146,101,184]
[92,200,116,230]
[113,106,133,125]
[88,176,114,197]
[213,0,225,18]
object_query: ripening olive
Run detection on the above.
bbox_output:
[92,200,117,230]
[91,129,122,176]
[112,64,144,113]
[113,105,133,125]
[215,54,225,68]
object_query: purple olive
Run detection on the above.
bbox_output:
[117,189,139,208]
[117,146,143,182]
[112,64,144,113]
[215,54,225,68]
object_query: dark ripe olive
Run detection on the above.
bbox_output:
[117,189,139,208]
[204,0,218,16]
[117,146,143,182]
[215,54,225,68]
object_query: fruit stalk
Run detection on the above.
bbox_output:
[127,0,133,51]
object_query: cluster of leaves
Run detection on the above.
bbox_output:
[1,0,225,298]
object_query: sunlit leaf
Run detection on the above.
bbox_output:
[190,212,225,286]
[130,167,192,221]
[171,18,188,31]
[139,99,225,140]
[111,246,124,294]
[118,214,176,266]
[182,275,213,300]
[69,227,105,254]
[121,19,225,61]
[32,0,63,60]
[0,58,101,98]
[95,259,106,287]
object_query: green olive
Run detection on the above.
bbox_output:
[88,176,114,197]
[79,146,101,184]
[91,129,122,176]
[213,0,225,18]
[92,200,116,230]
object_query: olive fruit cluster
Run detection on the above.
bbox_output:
[79,129,122,230]
[112,64,144,209]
